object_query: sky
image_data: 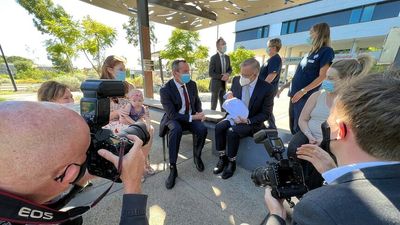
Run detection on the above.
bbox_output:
[0,0,236,69]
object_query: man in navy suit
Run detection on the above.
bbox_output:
[209,37,232,111]
[160,59,208,189]
[213,58,274,179]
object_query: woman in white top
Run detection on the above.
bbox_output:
[288,53,373,190]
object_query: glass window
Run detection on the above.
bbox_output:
[349,8,362,24]
[288,21,296,34]
[263,26,269,38]
[373,1,400,21]
[296,10,351,32]
[360,5,375,22]
[281,22,288,35]
[236,27,264,42]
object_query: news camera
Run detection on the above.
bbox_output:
[251,129,307,204]
[80,79,150,182]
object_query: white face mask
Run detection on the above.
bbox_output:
[60,102,77,111]
[239,75,251,86]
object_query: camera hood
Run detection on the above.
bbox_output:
[80,79,125,98]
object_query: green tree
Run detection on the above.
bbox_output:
[160,29,208,65]
[17,0,80,72]
[1,56,34,73]
[229,46,255,76]
[123,16,157,47]
[79,16,117,75]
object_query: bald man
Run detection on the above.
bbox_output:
[0,101,149,225]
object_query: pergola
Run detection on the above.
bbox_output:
[79,0,314,98]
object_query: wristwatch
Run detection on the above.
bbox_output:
[301,88,308,94]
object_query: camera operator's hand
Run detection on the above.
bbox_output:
[98,135,145,194]
[264,187,286,219]
[297,144,337,174]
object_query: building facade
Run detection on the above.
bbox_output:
[234,0,400,80]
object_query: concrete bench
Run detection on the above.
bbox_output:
[235,130,292,171]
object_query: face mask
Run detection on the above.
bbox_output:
[221,45,227,54]
[181,73,191,84]
[321,80,335,92]
[60,102,76,111]
[306,36,313,45]
[266,47,271,54]
[239,75,251,86]
[320,121,338,153]
[116,70,126,81]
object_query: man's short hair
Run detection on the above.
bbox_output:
[171,59,187,72]
[216,38,225,46]
[336,71,400,161]
[268,38,282,52]
[240,58,260,73]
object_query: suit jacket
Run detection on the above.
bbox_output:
[230,76,274,130]
[159,79,202,137]
[209,53,232,91]
[267,164,400,225]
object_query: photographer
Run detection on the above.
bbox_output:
[0,101,149,225]
[264,72,400,225]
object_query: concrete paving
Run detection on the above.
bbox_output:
[4,89,293,225]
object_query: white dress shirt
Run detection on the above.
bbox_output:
[241,77,257,103]
[173,79,192,122]
[218,52,226,74]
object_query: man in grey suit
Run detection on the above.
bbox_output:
[264,71,400,225]
[209,37,232,111]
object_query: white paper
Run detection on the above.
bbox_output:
[222,97,249,122]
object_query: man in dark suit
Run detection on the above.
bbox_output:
[265,72,400,225]
[209,37,232,111]
[160,59,208,189]
[213,58,274,179]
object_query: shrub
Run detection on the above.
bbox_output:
[127,76,144,88]
[53,75,81,91]
[196,78,210,93]
[13,60,33,72]
[16,69,62,80]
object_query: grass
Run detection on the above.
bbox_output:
[0,97,6,102]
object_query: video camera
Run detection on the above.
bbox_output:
[251,129,307,203]
[80,79,150,182]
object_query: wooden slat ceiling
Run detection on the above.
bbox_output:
[79,0,314,31]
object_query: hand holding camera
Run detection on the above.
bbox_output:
[98,135,145,194]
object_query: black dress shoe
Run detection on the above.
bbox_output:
[213,155,228,174]
[221,161,236,179]
[165,165,178,189]
[194,156,205,172]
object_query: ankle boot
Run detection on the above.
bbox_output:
[213,155,228,174]
[221,160,236,179]
[165,164,178,189]
[193,148,204,172]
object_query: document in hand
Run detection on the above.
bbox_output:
[222,97,249,120]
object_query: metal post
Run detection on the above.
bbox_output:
[159,56,164,85]
[137,0,154,98]
[0,44,17,91]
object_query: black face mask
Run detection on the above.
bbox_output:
[320,121,337,153]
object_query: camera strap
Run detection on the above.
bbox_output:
[0,141,127,224]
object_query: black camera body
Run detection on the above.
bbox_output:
[80,79,150,182]
[251,129,307,199]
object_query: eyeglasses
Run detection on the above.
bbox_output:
[54,161,87,185]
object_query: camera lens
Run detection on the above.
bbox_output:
[118,122,150,146]
[251,167,271,187]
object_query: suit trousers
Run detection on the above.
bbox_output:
[167,119,207,164]
[211,86,225,111]
[215,120,253,158]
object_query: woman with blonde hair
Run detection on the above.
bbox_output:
[288,53,374,191]
[288,23,334,134]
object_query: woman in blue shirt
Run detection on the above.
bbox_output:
[288,23,334,134]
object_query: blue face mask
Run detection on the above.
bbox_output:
[181,73,191,84]
[321,80,335,92]
[116,70,126,81]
